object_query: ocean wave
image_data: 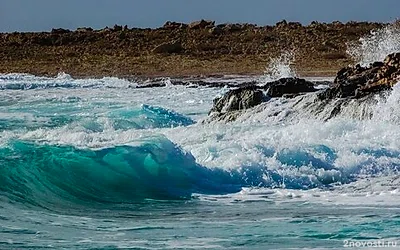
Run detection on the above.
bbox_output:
[1,135,398,208]
[0,104,195,132]
[0,72,137,90]
[0,138,242,207]
[108,104,195,130]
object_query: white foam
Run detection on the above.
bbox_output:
[347,23,400,66]
[0,73,400,195]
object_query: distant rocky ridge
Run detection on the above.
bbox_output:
[0,20,385,77]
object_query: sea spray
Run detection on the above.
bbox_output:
[261,51,297,82]
[347,22,400,65]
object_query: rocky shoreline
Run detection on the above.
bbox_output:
[0,20,386,78]
[206,53,400,123]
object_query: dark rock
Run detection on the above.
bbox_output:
[188,20,215,29]
[76,27,93,32]
[163,21,188,29]
[223,23,243,32]
[264,77,317,97]
[113,25,123,32]
[51,28,70,34]
[152,41,184,54]
[319,52,400,100]
[209,87,264,115]
[276,20,288,28]
[288,22,302,29]
[209,27,223,35]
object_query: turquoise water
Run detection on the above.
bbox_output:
[0,74,399,249]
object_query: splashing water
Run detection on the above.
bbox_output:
[261,51,297,82]
[347,23,400,65]
[0,73,399,249]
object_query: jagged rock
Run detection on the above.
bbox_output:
[264,77,317,97]
[319,52,400,100]
[113,25,123,32]
[276,20,288,28]
[152,41,183,54]
[287,22,302,29]
[208,87,264,121]
[188,20,215,29]
[163,21,188,29]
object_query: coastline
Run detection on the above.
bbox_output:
[0,20,385,78]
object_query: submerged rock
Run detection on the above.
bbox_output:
[319,53,400,100]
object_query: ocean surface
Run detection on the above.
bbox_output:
[0,72,399,250]
[1,25,400,250]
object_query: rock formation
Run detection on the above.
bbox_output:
[264,77,317,97]
[319,53,400,100]
[206,77,319,122]
[188,20,215,29]
[208,87,264,122]
[206,53,400,123]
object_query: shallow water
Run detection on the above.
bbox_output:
[0,73,399,249]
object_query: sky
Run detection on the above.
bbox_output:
[0,0,399,32]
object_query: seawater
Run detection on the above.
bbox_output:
[0,72,399,249]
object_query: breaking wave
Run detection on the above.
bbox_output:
[1,131,399,207]
[0,72,137,89]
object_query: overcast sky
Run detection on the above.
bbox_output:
[0,0,399,32]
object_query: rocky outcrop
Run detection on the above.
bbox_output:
[264,77,317,97]
[205,77,319,122]
[51,28,70,34]
[76,27,93,32]
[208,87,264,122]
[206,52,400,123]
[163,21,188,30]
[188,20,215,29]
[319,53,400,100]
[204,52,400,123]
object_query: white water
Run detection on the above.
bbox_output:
[261,50,297,82]
[0,72,399,199]
[347,23,400,65]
